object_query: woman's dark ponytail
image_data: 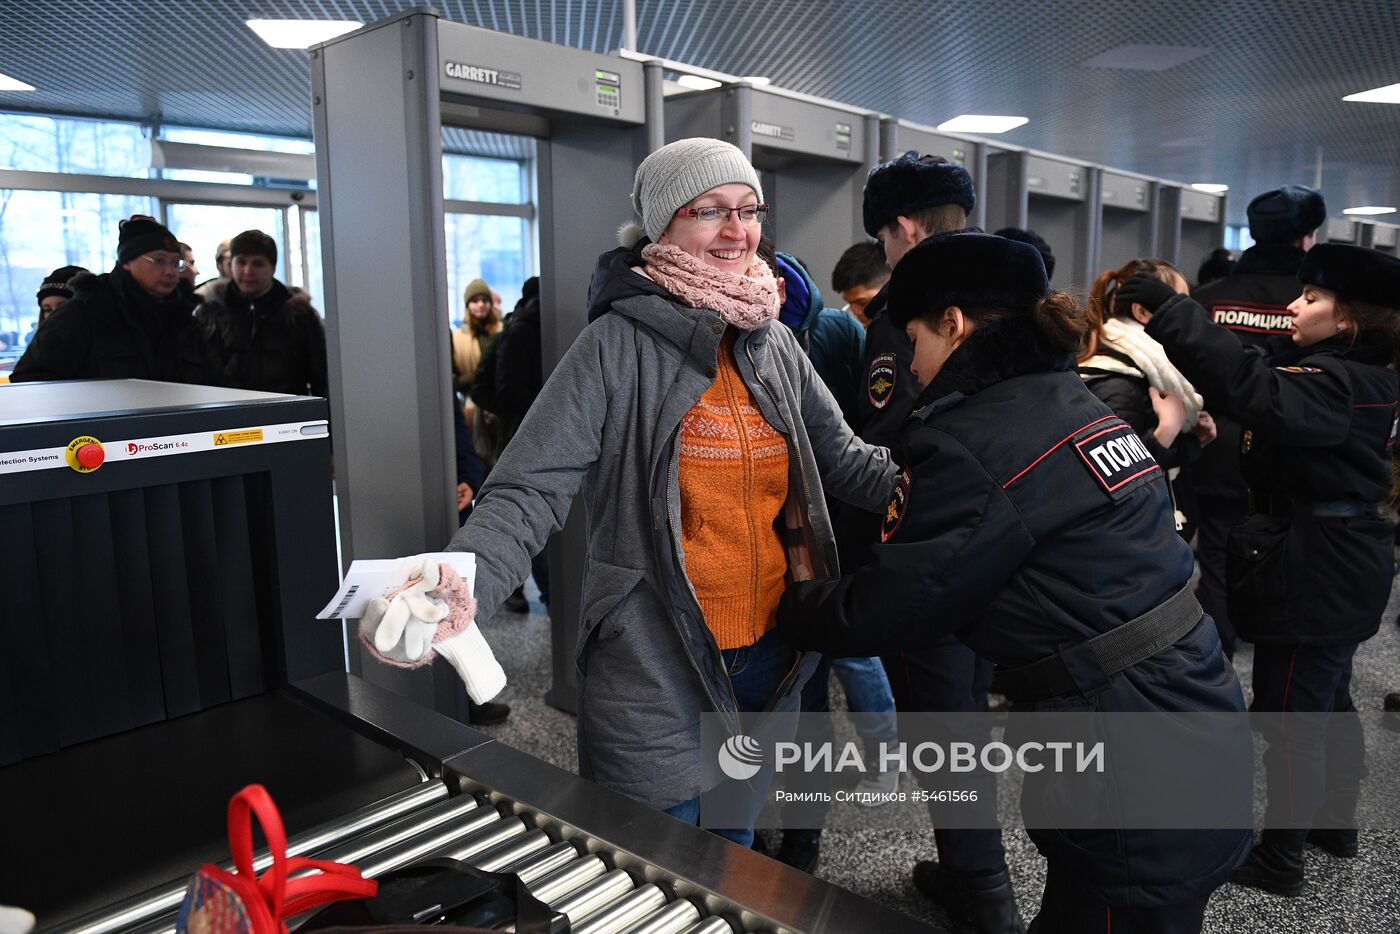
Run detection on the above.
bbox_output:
[1032,291,1091,355]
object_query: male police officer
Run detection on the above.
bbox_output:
[852,154,1023,934]
[13,216,216,384]
[1188,185,1325,657]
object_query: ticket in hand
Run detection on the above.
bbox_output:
[317,552,476,620]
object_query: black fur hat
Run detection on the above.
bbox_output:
[993,227,1056,279]
[863,152,976,237]
[1298,243,1400,309]
[887,231,1048,329]
[1247,185,1326,244]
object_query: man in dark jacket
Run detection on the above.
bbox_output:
[13,216,216,384]
[1187,185,1325,657]
[473,277,543,431]
[195,229,329,398]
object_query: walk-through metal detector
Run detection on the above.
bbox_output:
[985,150,1097,291]
[1322,216,1360,245]
[1158,186,1227,284]
[312,8,646,715]
[878,120,988,231]
[1095,169,1158,273]
[663,84,877,295]
[1362,221,1399,254]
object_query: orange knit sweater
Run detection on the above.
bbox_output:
[678,337,790,650]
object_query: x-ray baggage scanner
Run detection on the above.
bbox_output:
[1157,185,1227,285]
[312,8,647,716]
[663,82,878,296]
[1095,169,1159,273]
[984,150,1097,292]
[879,119,988,231]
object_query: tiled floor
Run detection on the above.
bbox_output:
[470,575,1400,932]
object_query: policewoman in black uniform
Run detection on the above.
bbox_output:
[779,233,1250,934]
[1123,243,1400,896]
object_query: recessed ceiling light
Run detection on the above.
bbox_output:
[742,76,772,86]
[1191,183,1228,193]
[676,75,722,91]
[1343,206,1397,216]
[246,19,362,50]
[1342,83,1400,104]
[0,71,36,92]
[936,115,1028,134]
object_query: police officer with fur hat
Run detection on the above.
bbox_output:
[779,233,1251,933]
[851,155,1023,932]
[13,216,217,384]
[1124,242,1400,897]
[1187,185,1326,658]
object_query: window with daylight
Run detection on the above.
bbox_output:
[0,113,149,177]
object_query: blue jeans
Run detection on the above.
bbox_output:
[662,628,794,847]
[831,656,898,751]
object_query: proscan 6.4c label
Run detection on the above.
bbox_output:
[444,61,522,90]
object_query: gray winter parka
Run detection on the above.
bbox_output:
[447,242,897,808]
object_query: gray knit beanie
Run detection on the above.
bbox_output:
[631,138,763,243]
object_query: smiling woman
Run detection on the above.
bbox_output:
[410,137,899,848]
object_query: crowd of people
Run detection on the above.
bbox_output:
[380,140,1396,934]
[14,140,1400,934]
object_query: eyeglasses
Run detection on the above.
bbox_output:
[139,255,188,272]
[673,203,769,227]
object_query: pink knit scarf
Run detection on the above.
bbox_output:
[641,243,779,330]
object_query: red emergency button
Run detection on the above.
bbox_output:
[64,435,105,473]
[76,443,105,469]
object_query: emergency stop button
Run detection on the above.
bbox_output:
[65,436,105,473]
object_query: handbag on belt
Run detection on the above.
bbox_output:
[175,784,378,934]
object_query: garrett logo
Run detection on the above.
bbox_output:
[718,734,764,781]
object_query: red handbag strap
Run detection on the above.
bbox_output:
[280,858,378,915]
[227,784,288,916]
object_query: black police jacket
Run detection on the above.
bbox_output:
[1147,292,1397,644]
[196,280,329,398]
[779,315,1249,905]
[12,268,217,384]
[1188,244,1305,501]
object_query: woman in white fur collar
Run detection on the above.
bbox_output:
[1079,258,1218,537]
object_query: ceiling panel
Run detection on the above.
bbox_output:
[2,0,1397,224]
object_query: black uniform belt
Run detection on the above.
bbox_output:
[1248,491,1383,518]
[990,584,1203,703]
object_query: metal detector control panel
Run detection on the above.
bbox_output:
[1179,188,1222,223]
[1026,155,1086,201]
[1100,171,1150,212]
[749,90,866,163]
[1373,224,1398,249]
[438,21,644,124]
[893,124,974,169]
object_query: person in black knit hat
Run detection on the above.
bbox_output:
[1125,241,1400,898]
[780,232,1251,934]
[1186,184,1327,659]
[195,228,329,398]
[13,215,217,384]
[35,265,88,323]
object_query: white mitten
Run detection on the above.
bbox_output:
[358,560,507,704]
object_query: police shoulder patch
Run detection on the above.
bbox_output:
[1072,419,1161,500]
[868,352,897,409]
[881,468,913,542]
[1275,365,1323,374]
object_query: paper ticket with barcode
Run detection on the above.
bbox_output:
[316,552,477,620]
